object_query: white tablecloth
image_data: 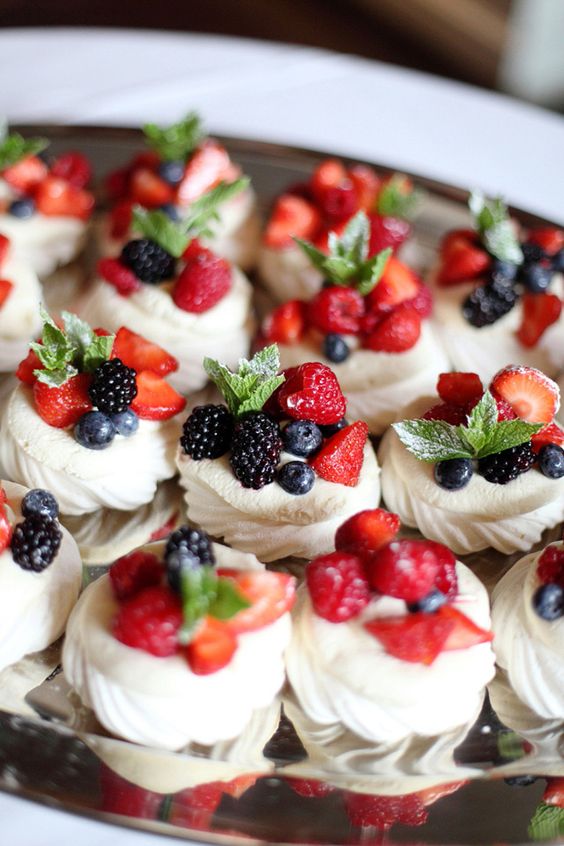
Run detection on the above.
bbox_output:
[1,27,563,845]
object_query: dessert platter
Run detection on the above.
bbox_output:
[0,121,563,846]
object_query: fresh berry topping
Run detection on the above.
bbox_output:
[157,159,185,185]
[0,499,12,555]
[368,213,412,256]
[3,154,47,192]
[531,421,564,452]
[165,526,215,593]
[496,397,517,421]
[173,249,232,313]
[51,151,91,188]
[120,238,176,283]
[437,372,483,407]
[263,300,308,344]
[286,778,336,798]
[537,443,564,479]
[322,333,350,363]
[407,588,447,614]
[277,362,347,425]
[532,583,563,621]
[111,326,178,377]
[8,198,35,218]
[186,616,237,675]
[16,348,42,385]
[363,304,421,352]
[310,160,358,222]
[344,791,428,829]
[180,404,234,460]
[427,541,458,600]
[110,409,139,437]
[528,227,564,256]
[129,167,173,207]
[109,551,163,600]
[306,551,371,622]
[462,277,517,327]
[520,263,553,294]
[130,370,186,420]
[522,241,546,264]
[422,402,468,425]
[319,417,348,438]
[34,176,94,220]
[277,461,315,495]
[516,293,562,348]
[114,586,183,657]
[348,164,381,210]
[74,410,116,450]
[109,199,134,241]
[478,441,535,484]
[366,256,419,313]
[264,194,321,248]
[21,489,59,521]
[10,515,62,572]
[230,412,283,489]
[437,238,490,286]
[405,281,433,318]
[282,419,323,457]
[0,279,11,309]
[335,509,400,554]
[97,258,141,296]
[439,605,494,650]
[366,539,441,603]
[222,570,296,633]
[88,358,137,415]
[308,287,365,335]
[542,777,564,807]
[33,373,93,428]
[490,365,559,423]
[537,546,564,587]
[310,421,368,486]
[434,458,473,490]
[176,140,239,205]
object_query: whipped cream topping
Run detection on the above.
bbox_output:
[62,542,292,750]
[0,384,179,516]
[379,398,564,554]
[258,244,323,303]
[80,265,254,394]
[176,442,381,562]
[286,562,494,744]
[492,547,563,720]
[0,251,42,372]
[0,480,82,674]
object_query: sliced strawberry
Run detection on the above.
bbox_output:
[344,791,428,829]
[129,167,173,208]
[348,164,380,211]
[426,541,458,601]
[440,605,493,651]
[363,304,421,352]
[220,570,296,633]
[308,286,365,335]
[437,238,490,287]
[367,256,419,314]
[173,249,232,313]
[366,539,441,603]
[176,140,239,206]
[516,292,562,349]
[335,508,400,554]
[310,159,348,199]
[99,765,163,819]
[278,361,347,425]
[405,281,433,318]
[97,258,141,296]
[186,616,237,675]
[132,150,161,171]
[368,213,412,256]
[310,421,368,486]
[35,176,94,220]
[437,372,483,406]
[365,611,455,665]
[2,155,47,193]
[112,326,178,377]
[50,151,92,189]
[542,778,564,808]
[496,397,517,421]
[0,279,13,308]
[531,421,564,453]
[0,234,10,268]
[263,194,321,248]
[109,200,134,240]
[528,227,564,257]
[33,373,93,428]
[130,370,186,420]
[439,228,480,258]
[490,365,559,424]
[422,402,468,425]
[262,300,308,344]
[0,500,12,554]
[16,348,42,385]
[286,778,336,798]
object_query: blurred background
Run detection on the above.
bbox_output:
[0,0,563,110]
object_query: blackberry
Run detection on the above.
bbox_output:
[120,238,176,283]
[88,358,138,414]
[230,412,282,489]
[180,404,233,460]
[11,515,62,572]
[478,441,535,484]
[165,526,215,593]
[462,278,517,327]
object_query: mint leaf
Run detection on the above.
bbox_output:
[339,212,370,265]
[357,247,392,296]
[392,418,473,461]
[528,803,564,842]
[33,366,77,387]
[240,343,280,380]
[143,112,205,162]
[83,334,115,373]
[238,375,285,416]
[376,174,423,219]
[62,311,95,355]
[457,390,498,454]
[131,207,187,258]
[475,418,543,459]
[0,131,48,171]
[204,344,285,418]
[469,192,523,265]
[497,730,526,761]
[208,579,251,620]
[30,307,113,385]
[178,565,218,644]
[293,238,327,273]
[31,309,74,373]
[184,177,249,238]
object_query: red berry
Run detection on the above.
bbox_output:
[112,326,178,377]
[263,194,321,248]
[439,229,480,257]
[537,545,564,587]
[176,140,239,206]
[404,281,433,318]
[3,155,47,193]
[496,397,517,421]
[0,279,13,309]
[173,249,232,313]
[308,287,365,335]
[310,421,368,486]
[50,151,92,189]
[528,227,564,257]
[262,299,308,344]
[516,292,562,349]
[316,183,358,223]
[310,159,347,200]
[286,778,335,798]
[366,256,419,315]
[423,402,468,425]
[363,304,421,352]
[366,539,441,602]
[186,615,237,675]
[348,164,380,211]
[35,176,94,221]
[0,499,12,554]
[437,237,490,287]
[97,257,141,296]
[440,605,493,651]
[99,765,163,819]
[129,167,173,208]
[542,777,564,808]
[306,551,371,622]
[33,373,93,428]
[531,421,564,453]
[0,234,10,269]
[437,372,483,406]
[130,370,186,421]
[109,200,134,240]
[113,585,182,657]
[490,365,559,424]
[365,609,455,664]
[278,362,347,425]
[221,570,296,633]
[16,348,42,385]
[335,508,400,554]
[344,791,428,829]
[109,551,163,600]
[368,213,412,255]
[424,540,458,600]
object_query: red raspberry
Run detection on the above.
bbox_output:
[306,551,371,622]
[537,545,564,587]
[367,213,412,256]
[425,540,458,600]
[97,258,141,296]
[366,540,441,603]
[113,586,182,656]
[263,299,308,344]
[109,551,163,600]
[278,362,346,425]
[423,403,468,425]
[335,509,400,554]
[308,287,365,335]
[173,249,232,313]
[344,791,428,829]
[363,304,421,352]
[50,151,92,189]
[317,183,358,223]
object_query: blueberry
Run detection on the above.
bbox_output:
[159,202,180,221]
[323,333,350,363]
[74,411,116,450]
[434,458,473,490]
[521,242,545,264]
[552,249,564,273]
[538,443,564,479]
[282,419,323,457]
[110,409,139,437]
[520,263,553,293]
[490,258,518,281]
[21,488,59,520]
[8,198,35,219]
[504,775,538,787]
[158,160,185,185]
[319,417,348,438]
[532,582,564,621]
[277,461,315,495]
[407,588,446,614]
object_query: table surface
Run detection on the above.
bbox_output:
[0,26,563,845]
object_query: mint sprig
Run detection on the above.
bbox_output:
[392,390,543,462]
[143,112,205,162]
[376,174,423,220]
[0,127,48,171]
[204,344,285,418]
[528,803,564,842]
[469,192,524,265]
[31,308,114,387]
[295,211,392,295]
[178,565,250,644]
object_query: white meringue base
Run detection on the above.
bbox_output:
[0,213,88,278]
[0,252,42,372]
[258,244,323,303]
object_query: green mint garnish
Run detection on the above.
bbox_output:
[0,125,48,171]
[469,192,524,265]
[143,112,205,162]
[392,389,543,462]
[31,308,114,387]
[376,174,423,219]
[178,565,250,644]
[528,803,564,842]
[131,176,249,257]
[497,729,527,761]
[295,211,392,295]
[204,344,285,419]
